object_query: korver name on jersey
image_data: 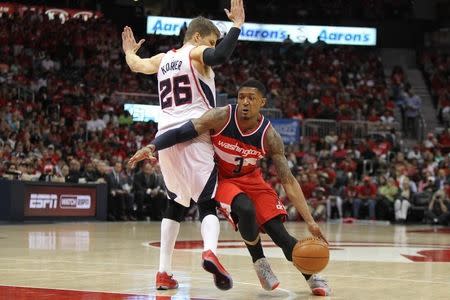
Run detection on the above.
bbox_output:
[160,60,183,75]
[217,140,263,158]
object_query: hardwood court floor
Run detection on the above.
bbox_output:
[0,221,449,299]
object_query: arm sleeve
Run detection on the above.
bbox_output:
[202,27,241,66]
[152,120,199,151]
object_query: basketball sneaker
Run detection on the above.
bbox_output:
[156,271,178,290]
[253,258,280,291]
[202,250,233,290]
[307,274,331,296]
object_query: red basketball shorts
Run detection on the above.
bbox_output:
[215,169,287,227]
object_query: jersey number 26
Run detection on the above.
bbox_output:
[159,75,192,109]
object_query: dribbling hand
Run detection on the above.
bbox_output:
[307,222,328,245]
[127,145,157,169]
[224,0,245,28]
[122,26,145,55]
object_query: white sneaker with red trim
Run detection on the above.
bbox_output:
[307,274,331,296]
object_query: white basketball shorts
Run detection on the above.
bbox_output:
[158,132,218,207]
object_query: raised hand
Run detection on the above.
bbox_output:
[224,0,245,28]
[122,26,145,54]
[127,145,157,169]
[307,222,328,245]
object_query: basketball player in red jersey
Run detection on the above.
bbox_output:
[129,80,331,296]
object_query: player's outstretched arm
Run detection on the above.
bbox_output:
[265,126,328,243]
[152,106,229,150]
[128,107,229,169]
[122,26,164,74]
[190,0,245,66]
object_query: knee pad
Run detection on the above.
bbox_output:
[231,193,256,219]
[198,199,218,221]
[164,200,186,222]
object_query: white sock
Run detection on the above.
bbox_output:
[159,218,180,274]
[201,214,220,254]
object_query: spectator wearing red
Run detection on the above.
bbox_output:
[299,173,317,199]
[340,177,358,218]
[367,108,380,122]
[321,89,336,108]
[438,128,450,153]
[306,99,324,118]
[353,176,377,219]
[333,140,348,160]
[338,155,357,173]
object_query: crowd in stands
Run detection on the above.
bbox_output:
[158,0,414,23]
[1,11,449,225]
[389,66,424,139]
[215,42,395,125]
[266,129,450,225]
[420,50,450,127]
[0,12,163,220]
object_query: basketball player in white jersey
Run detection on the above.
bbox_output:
[122,0,245,291]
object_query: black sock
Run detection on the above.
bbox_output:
[230,194,265,263]
[263,216,298,261]
[245,238,265,263]
[263,217,312,281]
[302,273,312,280]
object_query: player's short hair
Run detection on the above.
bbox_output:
[184,16,220,43]
[239,79,267,97]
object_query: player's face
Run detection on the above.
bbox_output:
[194,32,218,47]
[237,87,266,120]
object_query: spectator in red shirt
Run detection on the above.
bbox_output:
[321,89,335,108]
[333,147,348,161]
[299,173,316,199]
[306,98,324,118]
[353,176,377,219]
[338,159,358,185]
[340,177,358,218]
[367,108,380,122]
[438,128,450,153]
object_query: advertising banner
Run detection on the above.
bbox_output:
[147,16,377,46]
[124,103,161,123]
[24,185,96,217]
[270,119,301,145]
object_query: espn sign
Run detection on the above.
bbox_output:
[29,194,58,209]
[24,185,96,217]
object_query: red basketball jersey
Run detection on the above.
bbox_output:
[211,104,271,178]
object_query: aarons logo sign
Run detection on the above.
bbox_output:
[147,16,377,46]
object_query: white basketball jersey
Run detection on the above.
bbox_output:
[157,44,216,132]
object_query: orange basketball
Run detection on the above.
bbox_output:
[292,237,329,274]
